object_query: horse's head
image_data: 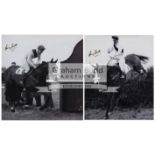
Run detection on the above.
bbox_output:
[35,59,58,85]
[36,61,49,75]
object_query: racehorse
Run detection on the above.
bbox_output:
[4,58,58,112]
[104,54,149,119]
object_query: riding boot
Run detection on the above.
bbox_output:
[39,93,53,111]
[39,94,48,111]
[25,90,33,105]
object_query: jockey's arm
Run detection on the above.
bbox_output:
[26,53,37,69]
[36,55,41,64]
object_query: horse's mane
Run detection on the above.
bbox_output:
[36,61,47,69]
[31,59,58,75]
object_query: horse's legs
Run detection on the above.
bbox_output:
[47,93,54,108]
[40,93,54,111]
[110,93,119,112]
[25,90,33,105]
[105,94,111,119]
[133,99,143,119]
[136,102,142,113]
[9,101,15,112]
[105,93,115,119]
[35,93,41,106]
[39,93,48,111]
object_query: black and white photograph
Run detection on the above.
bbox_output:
[2,35,83,120]
[85,35,154,120]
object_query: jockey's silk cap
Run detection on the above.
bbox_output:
[112,36,119,40]
[37,45,46,51]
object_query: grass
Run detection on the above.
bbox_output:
[2,87,83,120]
[85,108,153,120]
[2,104,83,120]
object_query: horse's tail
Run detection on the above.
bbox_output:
[134,54,149,63]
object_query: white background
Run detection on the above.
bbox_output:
[0,0,155,155]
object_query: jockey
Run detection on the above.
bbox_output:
[22,45,46,73]
[107,36,124,78]
[107,36,124,66]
